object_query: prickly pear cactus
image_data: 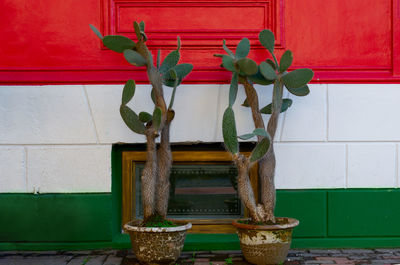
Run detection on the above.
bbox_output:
[216,30,314,223]
[90,22,193,222]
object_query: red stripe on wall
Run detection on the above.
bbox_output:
[0,0,399,84]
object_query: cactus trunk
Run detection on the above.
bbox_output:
[259,151,276,223]
[135,38,174,221]
[241,77,278,223]
[135,39,171,222]
[142,128,157,221]
[260,81,283,223]
[234,154,264,223]
[155,121,172,218]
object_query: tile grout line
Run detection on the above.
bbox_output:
[0,143,114,147]
[277,140,400,143]
[0,141,400,147]
[3,141,400,146]
[82,85,100,144]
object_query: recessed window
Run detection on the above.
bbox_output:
[121,144,257,233]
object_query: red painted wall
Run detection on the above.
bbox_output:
[1,0,399,84]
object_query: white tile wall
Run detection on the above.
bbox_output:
[347,144,397,188]
[86,84,220,143]
[328,84,400,141]
[0,147,26,192]
[27,146,111,193]
[0,86,97,144]
[0,84,399,192]
[275,143,346,189]
[169,85,220,143]
[85,84,149,144]
[215,84,285,142]
[281,84,327,141]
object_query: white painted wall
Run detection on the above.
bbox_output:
[0,83,399,192]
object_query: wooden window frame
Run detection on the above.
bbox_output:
[122,150,258,233]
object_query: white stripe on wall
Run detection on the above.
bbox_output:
[0,84,399,192]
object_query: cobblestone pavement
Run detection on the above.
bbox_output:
[0,249,400,265]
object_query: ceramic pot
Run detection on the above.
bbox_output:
[232,217,299,265]
[124,220,192,265]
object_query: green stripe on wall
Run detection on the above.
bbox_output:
[0,193,112,242]
[276,190,327,238]
[1,189,400,250]
[328,189,400,237]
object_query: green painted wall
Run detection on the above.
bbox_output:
[328,190,400,237]
[0,145,399,250]
[0,194,112,242]
[1,189,400,250]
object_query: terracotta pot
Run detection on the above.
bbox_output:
[232,217,299,265]
[124,220,192,265]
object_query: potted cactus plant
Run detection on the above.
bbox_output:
[215,30,314,265]
[90,22,193,265]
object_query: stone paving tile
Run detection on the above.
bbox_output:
[103,256,124,265]
[370,259,400,264]
[383,255,400,260]
[115,250,130,258]
[290,250,309,254]
[347,255,370,260]
[305,260,335,264]
[301,253,323,258]
[284,261,301,265]
[33,251,61,255]
[93,250,119,255]
[66,256,92,265]
[375,249,399,253]
[0,251,18,256]
[192,258,210,262]
[63,250,92,255]
[10,251,50,256]
[316,257,355,264]
[86,255,108,265]
[67,255,108,265]
[212,255,230,261]
[211,250,242,255]
[342,249,375,254]
[1,248,400,265]
[0,255,71,265]
[309,249,343,254]
[195,253,215,258]
[209,262,226,265]
[333,254,358,258]
[287,256,307,261]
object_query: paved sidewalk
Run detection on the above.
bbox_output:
[0,249,400,265]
